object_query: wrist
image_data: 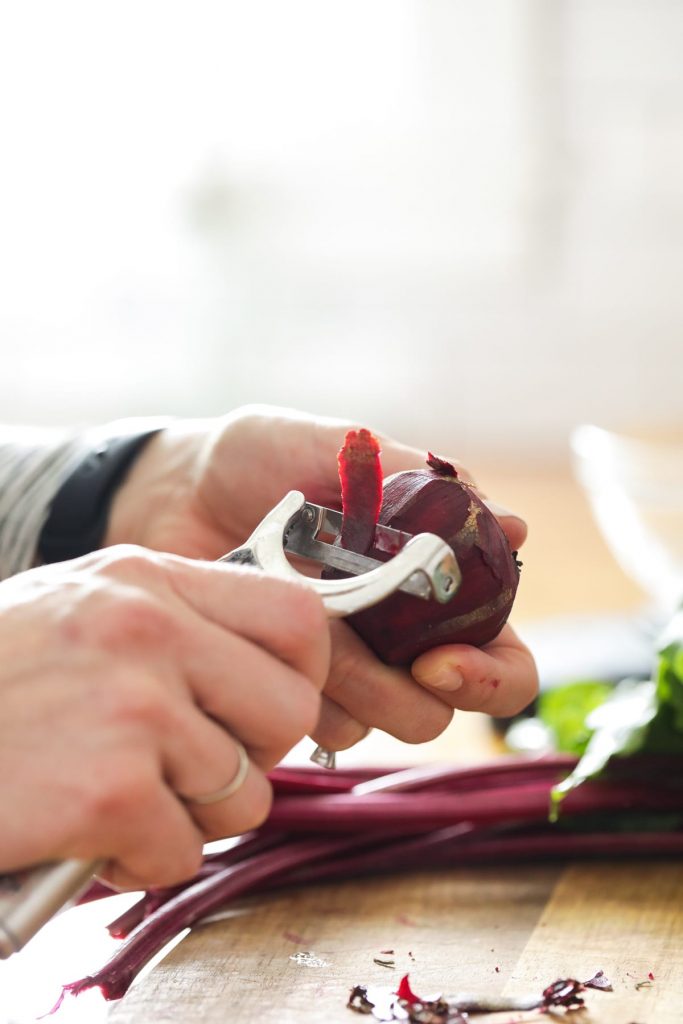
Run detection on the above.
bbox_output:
[37,420,170,564]
[105,421,211,550]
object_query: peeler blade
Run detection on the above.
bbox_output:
[284,502,457,603]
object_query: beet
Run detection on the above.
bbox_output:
[335,436,521,665]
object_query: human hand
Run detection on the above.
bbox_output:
[0,547,328,888]
[108,405,528,559]
[106,405,537,752]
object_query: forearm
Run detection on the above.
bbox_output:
[0,426,88,579]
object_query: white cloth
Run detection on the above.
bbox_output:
[0,426,89,579]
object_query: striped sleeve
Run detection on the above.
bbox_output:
[0,427,90,579]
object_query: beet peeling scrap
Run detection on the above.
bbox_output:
[348,974,468,1023]
[396,973,421,1002]
[334,429,521,665]
[540,978,586,1010]
[584,969,613,991]
[60,756,681,1006]
[337,429,384,554]
[347,971,613,1020]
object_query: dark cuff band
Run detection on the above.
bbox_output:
[38,429,162,564]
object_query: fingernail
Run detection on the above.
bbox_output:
[414,664,464,692]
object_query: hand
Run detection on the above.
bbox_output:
[107,405,537,752]
[0,546,328,887]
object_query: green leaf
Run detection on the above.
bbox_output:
[549,680,658,821]
[550,607,683,819]
[537,680,613,755]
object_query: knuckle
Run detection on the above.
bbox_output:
[82,762,155,827]
[104,672,169,731]
[98,544,162,583]
[101,595,172,651]
[54,553,173,653]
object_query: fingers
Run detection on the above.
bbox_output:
[66,669,275,886]
[54,553,325,882]
[322,621,454,747]
[97,781,205,891]
[95,549,329,768]
[317,621,538,754]
[411,624,539,717]
[164,556,330,694]
[158,703,274,840]
[175,619,322,770]
[98,558,323,838]
[311,694,372,752]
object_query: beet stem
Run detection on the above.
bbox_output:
[60,755,683,1005]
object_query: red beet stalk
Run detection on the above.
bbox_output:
[64,819,683,1005]
[105,832,285,939]
[263,779,683,833]
[59,756,683,1005]
[269,756,581,795]
[56,836,367,1006]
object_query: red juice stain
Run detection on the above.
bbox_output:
[282,930,312,944]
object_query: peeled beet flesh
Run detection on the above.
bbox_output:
[343,452,520,666]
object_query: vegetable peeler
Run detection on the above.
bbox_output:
[223,491,460,768]
[0,490,460,958]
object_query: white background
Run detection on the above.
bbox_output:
[1,0,682,462]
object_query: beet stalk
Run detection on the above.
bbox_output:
[56,836,365,1005]
[59,756,683,1006]
[63,819,683,1006]
[263,778,683,833]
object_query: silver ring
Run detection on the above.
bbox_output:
[186,740,250,806]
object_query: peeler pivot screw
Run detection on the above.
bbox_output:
[301,506,316,524]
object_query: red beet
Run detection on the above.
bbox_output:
[337,438,520,665]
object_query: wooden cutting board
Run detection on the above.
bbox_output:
[109,858,683,1024]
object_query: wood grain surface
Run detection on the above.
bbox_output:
[504,861,683,1023]
[109,864,561,1024]
[109,859,683,1024]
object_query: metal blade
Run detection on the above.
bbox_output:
[284,512,432,600]
[314,506,412,556]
